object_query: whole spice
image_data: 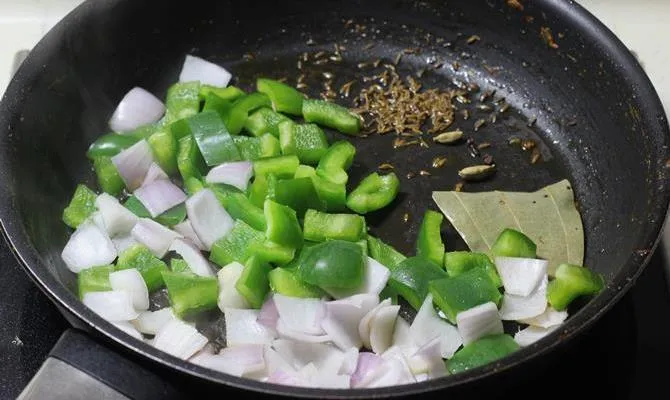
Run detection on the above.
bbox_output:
[458,164,496,181]
[540,26,559,49]
[432,156,448,168]
[434,130,464,144]
[474,119,486,131]
[466,35,481,44]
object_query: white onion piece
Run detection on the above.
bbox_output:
[217,262,251,311]
[131,218,181,258]
[494,257,548,297]
[321,294,378,350]
[134,308,176,335]
[499,276,548,321]
[142,163,169,186]
[205,161,254,192]
[112,321,144,340]
[90,211,107,231]
[369,305,400,354]
[339,347,359,375]
[190,352,244,377]
[134,180,187,218]
[276,320,331,343]
[350,352,383,388]
[95,193,138,237]
[358,298,392,349]
[62,221,117,273]
[325,257,390,299]
[173,219,206,250]
[225,308,276,346]
[109,87,165,133]
[272,339,343,371]
[392,317,418,359]
[408,337,448,379]
[191,344,265,377]
[112,234,139,254]
[153,319,208,359]
[179,55,232,87]
[169,238,213,277]
[258,296,279,330]
[359,348,415,388]
[185,189,234,250]
[519,307,568,328]
[83,291,138,322]
[456,301,503,345]
[109,269,149,311]
[274,294,326,335]
[267,370,308,387]
[514,325,557,347]
[111,140,154,191]
[263,345,295,377]
[409,294,463,359]
[313,373,351,389]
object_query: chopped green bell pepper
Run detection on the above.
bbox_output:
[295,165,316,178]
[87,132,141,159]
[224,92,272,135]
[185,110,241,166]
[63,184,97,229]
[162,271,218,318]
[214,189,266,231]
[367,235,406,269]
[296,240,365,289]
[245,107,291,137]
[116,244,169,292]
[253,155,300,179]
[429,267,502,323]
[184,177,205,196]
[236,256,273,309]
[280,122,330,165]
[199,85,245,102]
[165,81,201,122]
[233,136,262,161]
[416,210,445,267]
[177,135,206,181]
[447,334,519,374]
[346,172,400,214]
[302,99,361,135]
[93,156,124,196]
[202,92,234,120]
[257,78,304,116]
[491,229,537,259]
[316,141,355,185]
[209,220,265,267]
[444,251,503,288]
[279,120,297,156]
[248,241,296,265]
[170,258,191,274]
[269,267,323,298]
[260,133,281,158]
[273,178,325,217]
[303,209,366,242]
[311,174,347,212]
[264,199,303,249]
[248,174,278,208]
[547,264,605,311]
[147,127,178,175]
[78,265,115,299]
[388,256,447,310]
[124,196,186,227]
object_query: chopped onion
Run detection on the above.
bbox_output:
[224,308,276,346]
[499,276,548,321]
[112,321,143,340]
[90,211,107,231]
[131,218,182,258]
[190,352,244,377]
[276,319,331,343]
[358,298,392,350]
[369,305,400,354]
[185,189,234,250]
[339,347,359,375]
[111,140,154,191]
[408,337,448,379]
[173,219,205,250]
[494,257,548,297]
[153,319,208,359]
[61,220,117,273]
[358,348,415,388]
[312,373,351,389]
[392,317,418,359]
[274,294,326,335]
[217,262,251,311]
[134,308,176,335]
[272,339,343,372]
[321,294,378,350]
[519,307,568,328]
[258,296,279,330]
[267,370,308,387]
[456,301,503,345]
[134,180,187,218]
[109,87,165,133]
[514,325,558,347]
[179,55,232,87]
[264,345,296,376]
[82,291,138,321]
[142,163,169,186]
[205,161,254,192]
[109,268,149,311]
[325,257,390,299]
[112,234,139,254]
[95,193,138,237]
[191,344,265,377]
[350,352,383,388]
[169,238,213,277]
[409,294,463,359]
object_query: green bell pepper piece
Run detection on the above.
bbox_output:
[302,99,361,135]
[260,133,281,158]
[491,229,537,259]
[199,85,245,102]
[274,178,326,217]
[264,199,303,249]
[416,210,445,267]
[116,244,169,292]
[279,120,297,156]
[367,235,406,269]
[87,133,141,159]
[186,110,241,166]
[162,271,218,318]
[124,196,186,227]
[236,256,273,309]
[184,177,205,196]
[214,189,266,231]
[78,265,115,299]
[202,92,233,120]
[245,107,291,137]
[295,165,316,178]
[248,241,296,265]
[165,81,201,122]
[429,267,502,323]
[62,184,97,229]
[253,155,300,179]
[248,174,277,208]
[445,251,503,288]
[257,78,304,116]
[269,267,323,298]
[311,174,347,212]
[303,209,366,242]
[388,256,447,310]
[280,122,329,165]
[447,335,520,375]
[296,240,365,289]
[547,264,605,311]
[93,156,124,196]
[177,135,206,181]
[224,93,272,135]
[346,172,400,214]
[209,220,265,267]
[316,141,355,185]
[147,127,178,175]
[170,258,192,274]
[233,136,262,161]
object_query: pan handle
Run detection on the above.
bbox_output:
[18,329,183,400]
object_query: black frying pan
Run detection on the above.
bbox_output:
[1,0,669,398]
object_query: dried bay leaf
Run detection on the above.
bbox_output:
[432,179,583,275]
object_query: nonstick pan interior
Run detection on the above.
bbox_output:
[0,0,668,397]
